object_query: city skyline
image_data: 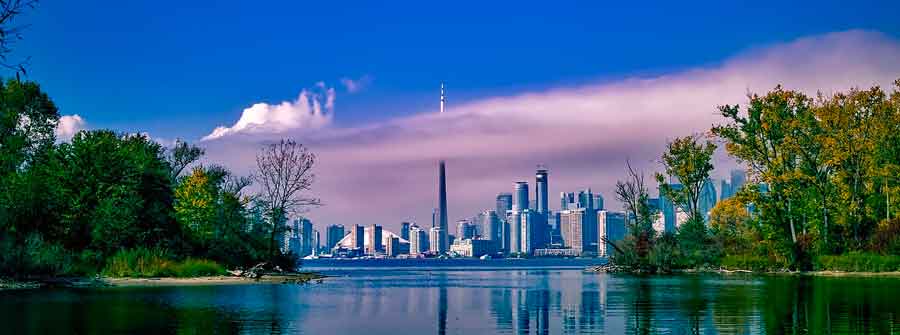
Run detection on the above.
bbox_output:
[17,3,900,231]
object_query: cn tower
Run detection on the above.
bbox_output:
[436,83,449,253]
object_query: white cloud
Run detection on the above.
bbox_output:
[55,114,87,141]
[202,84,336,141]
[200,30,900,231]
[340,75,372,93]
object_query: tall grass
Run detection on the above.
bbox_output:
[102,248,226,278]
[814,252,900,272]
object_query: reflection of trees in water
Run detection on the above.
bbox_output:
[627,277,654,335]
[760,276,900,334]
[678,276,708,334]
[710,279,756,334]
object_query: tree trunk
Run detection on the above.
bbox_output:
[788,200,797,243]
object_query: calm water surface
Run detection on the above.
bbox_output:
[2,266,899,334]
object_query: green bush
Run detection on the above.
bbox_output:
[720,254,789,272]
[814,253,900,272]
[102,248,225,278]
[169,258,226,277]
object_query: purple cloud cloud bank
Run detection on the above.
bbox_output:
[199,30,900,232]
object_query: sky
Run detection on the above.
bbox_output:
[10,1,900,232]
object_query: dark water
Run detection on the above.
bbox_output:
[2,268,899,334]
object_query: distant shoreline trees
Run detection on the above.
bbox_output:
[613,80,900,272]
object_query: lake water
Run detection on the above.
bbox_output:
[2,264,899,334]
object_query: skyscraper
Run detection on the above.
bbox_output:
[496,193,513,221]
[535,167,549,215]
[514,182,529,211]
[508,210,521,254]
[482,209,501,242]
[366,224,383,255]
[300,218,313,256]
[409,224,429,255]
[598,210,626,257]
[352,224,364,251]
[559,208,593,254]
[326,224,345,250]
[400,222,411,241]
[593,194,604,211]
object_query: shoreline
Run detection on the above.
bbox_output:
[1,272,327,291]
[587,265,900,278]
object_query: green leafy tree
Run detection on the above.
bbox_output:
[51,130,179,258]
[712,87,812,265]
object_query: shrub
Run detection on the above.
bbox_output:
[720,254,789,272]
[814,252,900,272]
[870,219,900,255]
[102,248,226,278]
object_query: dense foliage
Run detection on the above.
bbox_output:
[614,80,900,272]
[0,80,303,278]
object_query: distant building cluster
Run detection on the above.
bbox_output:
[279,85,749,260]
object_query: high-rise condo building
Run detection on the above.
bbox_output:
[597,210,626,257]
[559,208,597,255]
[326,224,345,251]
[514,182,529,211]
[365,224,383,255]
[352,224,365,251]
[409,225,429,255]
[400,222,411,241]
[535,167,549,215]
[496,193,513,222]
[482,210,501,242]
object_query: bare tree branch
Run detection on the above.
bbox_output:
[254,139,321,259]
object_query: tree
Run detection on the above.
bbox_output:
[0,79,58,175]
[254,139,320,260]
[655,134,717,222]
[0,0,38,76]
[614,160,657,269]
[709,198,754,254]
[52,130,179,257]
[166,140,204,181]
[712,87,810,250]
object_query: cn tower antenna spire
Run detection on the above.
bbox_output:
[440,82,445,114]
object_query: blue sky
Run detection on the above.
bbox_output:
[15,1,900,140]
[12,1,900,228]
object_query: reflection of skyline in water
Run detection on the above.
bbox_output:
[2,270,900,334]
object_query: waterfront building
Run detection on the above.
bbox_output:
[456,220,476,240]
[593,194,604,211]
[312,230,321,256]
[352,224,365,251]
[519,209,539,254]
[365,224,383,255]
[401,222,411,241]
[597,210,627,257]
[299,218,313,256]
[577,189,594,210]
[533,248,581,257]
[514,181,529,211]
[409,225,429,255]
[508,210,522,254]
[326,224,345,250]
[450,238,498,258]
[660,184,681,233]
[429,226,446,253]
[560,192,576,211]
[482,210,501,242]
[386,236,401,257]
[559,208,597,255]
[535,167,549,215]
[496,193,513,222]
[699,179,717,221]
